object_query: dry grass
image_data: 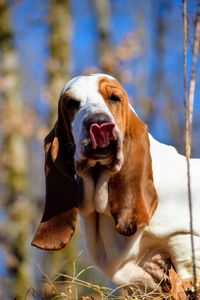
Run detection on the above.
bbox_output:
[25,254,200,300]
[24,262,174,300]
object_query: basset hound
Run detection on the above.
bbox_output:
[32,74,200,297]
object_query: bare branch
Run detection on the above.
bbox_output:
[183,0,200,298]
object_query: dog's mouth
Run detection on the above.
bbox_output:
[89,122,117,149]
[75,139,119,177]
[75,120,123,176]
[81,121,118,160]
[83,139,118,160]
[84,122,117,160]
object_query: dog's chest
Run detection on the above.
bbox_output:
[80,171,143,273]
[80,171,173,285]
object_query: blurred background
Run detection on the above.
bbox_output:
[0,0,199,299]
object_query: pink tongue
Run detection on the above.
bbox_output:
[90,122,117,149]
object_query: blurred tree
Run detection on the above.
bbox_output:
[0,0,34,298]
[143,2,185,153]
[154,2,184,153]
[94,0,115,75]
[94,0,135,81]
[40,0,81,296]
[46,0,71,127]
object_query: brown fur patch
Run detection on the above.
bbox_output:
[99,77,129,135]
[99,77,158,235]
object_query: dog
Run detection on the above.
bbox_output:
[32,74,200,298]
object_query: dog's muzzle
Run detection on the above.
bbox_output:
[75,113,123,176]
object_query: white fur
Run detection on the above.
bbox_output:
[62,74,200,289]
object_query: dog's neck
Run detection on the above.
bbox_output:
[78,164,112,217]
[91,163,106,186]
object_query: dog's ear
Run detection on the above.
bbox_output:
[109,106,158,236]
[32,93,80,250]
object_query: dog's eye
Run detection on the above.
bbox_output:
[67,98,80,110]
[109,94,121,103]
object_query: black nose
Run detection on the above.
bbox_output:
[116,222,138,236]
[84,114,111,131]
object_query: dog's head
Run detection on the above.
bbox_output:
[66,75,128,176]
[32,74,157,250]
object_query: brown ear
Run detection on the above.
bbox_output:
[31,95,80,250]
[109,107,158,236]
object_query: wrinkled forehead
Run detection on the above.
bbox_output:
[61,74,116,104]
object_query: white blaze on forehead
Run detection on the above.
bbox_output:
[62,74,117,123]
[61,74,115,100]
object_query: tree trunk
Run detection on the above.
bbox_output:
[94,0,119,76]
[0,0,33,298]
[47,0,71,127]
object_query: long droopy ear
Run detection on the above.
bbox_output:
[32,94,80,250]
[109,106,158,236]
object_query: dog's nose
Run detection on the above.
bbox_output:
[84,113,111,131]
